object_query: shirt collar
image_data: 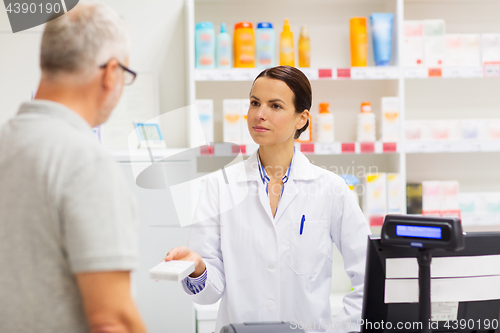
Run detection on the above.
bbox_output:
[237,147,317,183]
[17,100,93,135]
[256,147,294,186]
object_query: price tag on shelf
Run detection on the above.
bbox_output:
[336,68,351,79]
[467,141,483,152]
[442,67,461,78]
[298,68,319,80]
[461,67,483,78]
[195,69,216,81]
[404,67,427,79]
[441,141,455,152]
[217,70,233,81]
[318,68,333,79]
[231,145,246,155]
[484,62,500,77]
[351,67,371,80]
[315,142,341,155]
[232,69,257,81]
[382,142,397,153]
[360,142,375,153]
[480,140,500,152]
[200,145,214,155]
[341,142,356,153]
[409,141,433,153]
[428,68,442,78]
[300,143,315,154]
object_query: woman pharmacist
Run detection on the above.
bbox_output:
[165,66,371,333]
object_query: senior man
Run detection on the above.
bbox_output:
[0,2,146,333]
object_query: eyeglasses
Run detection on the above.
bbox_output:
[99,60,137,85]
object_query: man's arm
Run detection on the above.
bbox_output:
[76,271,147,333]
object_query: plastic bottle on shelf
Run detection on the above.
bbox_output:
[350,17,368,67]
[216,23,232,69]
[298,25,310,68]
[195,21,215,69]
[313,103,334,143]
[280,19,295,67]
[256,22,275,68]
[234,22,255,68]
[357,102,376,142]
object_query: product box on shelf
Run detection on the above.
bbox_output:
[460,192,500,226]
[460,119,488,140]
[381,97,400,142]
[488,119,500,140]
[223,99,242,144]
[405,120,429,141]
[407,183,423,215]
[387,173,403,214]
[422,180,460,217]
[461,34,481,67]
[240,99,253,144]
[195,99,214,143]
[422,181,442,216]
[440,181,460,217]
[481,34,500,64]
[363,173,387,227]
[444,34,462,67]
[403,21,424,67]
[424,20,445,67]
[429,120,460,141]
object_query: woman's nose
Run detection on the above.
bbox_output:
[254,105,266,120]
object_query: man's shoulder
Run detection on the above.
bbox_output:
[6,112,113,172]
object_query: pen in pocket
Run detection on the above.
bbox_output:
[300,215,305,235]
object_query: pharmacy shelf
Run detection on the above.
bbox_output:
[406,140,500,153]
[404,64,500,79]
[110,148,191,163]
[195,67,401,81]
[195,65,500,81]
[197,141,399,156]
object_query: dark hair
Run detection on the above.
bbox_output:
[253,66,312,139]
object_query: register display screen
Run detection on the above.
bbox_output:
[396,225,443,239]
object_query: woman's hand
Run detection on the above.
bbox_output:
[163,246,206,278]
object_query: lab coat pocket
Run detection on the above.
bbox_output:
[290,220,328,275]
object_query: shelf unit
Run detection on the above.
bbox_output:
[184,0,500,219]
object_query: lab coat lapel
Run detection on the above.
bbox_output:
[273,151,316,224]
[257,184,275,224]
[239,151,274,223]
[273,179,299,225]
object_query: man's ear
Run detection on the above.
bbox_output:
[102,59,119,91]
[296,109,309,129]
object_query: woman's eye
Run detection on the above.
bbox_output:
[251,101,259,107]
[272,104,281,109]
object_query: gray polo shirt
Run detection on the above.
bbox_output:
[0,100,139,333]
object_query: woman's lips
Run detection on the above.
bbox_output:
[253,126,269,133]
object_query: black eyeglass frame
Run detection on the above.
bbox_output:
[99,60,137,85]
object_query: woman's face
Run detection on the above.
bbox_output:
[248,77,308,146]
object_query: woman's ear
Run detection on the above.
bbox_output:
[296,109,309,129]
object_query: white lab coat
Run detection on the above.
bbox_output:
[183,150,371,333]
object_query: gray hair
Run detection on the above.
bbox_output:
[40,1,130,78]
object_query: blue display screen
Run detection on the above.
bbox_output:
[396,225,442,239]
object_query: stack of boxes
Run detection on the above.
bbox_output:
[403,20,500,67]
[362,173,403,227]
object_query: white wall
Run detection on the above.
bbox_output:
[0,0,190,147]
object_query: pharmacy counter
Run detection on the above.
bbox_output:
[194,294,346,333]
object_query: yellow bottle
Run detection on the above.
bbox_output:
[298,25,310,68]
[280,19,295,67]
[350,17,368,67]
